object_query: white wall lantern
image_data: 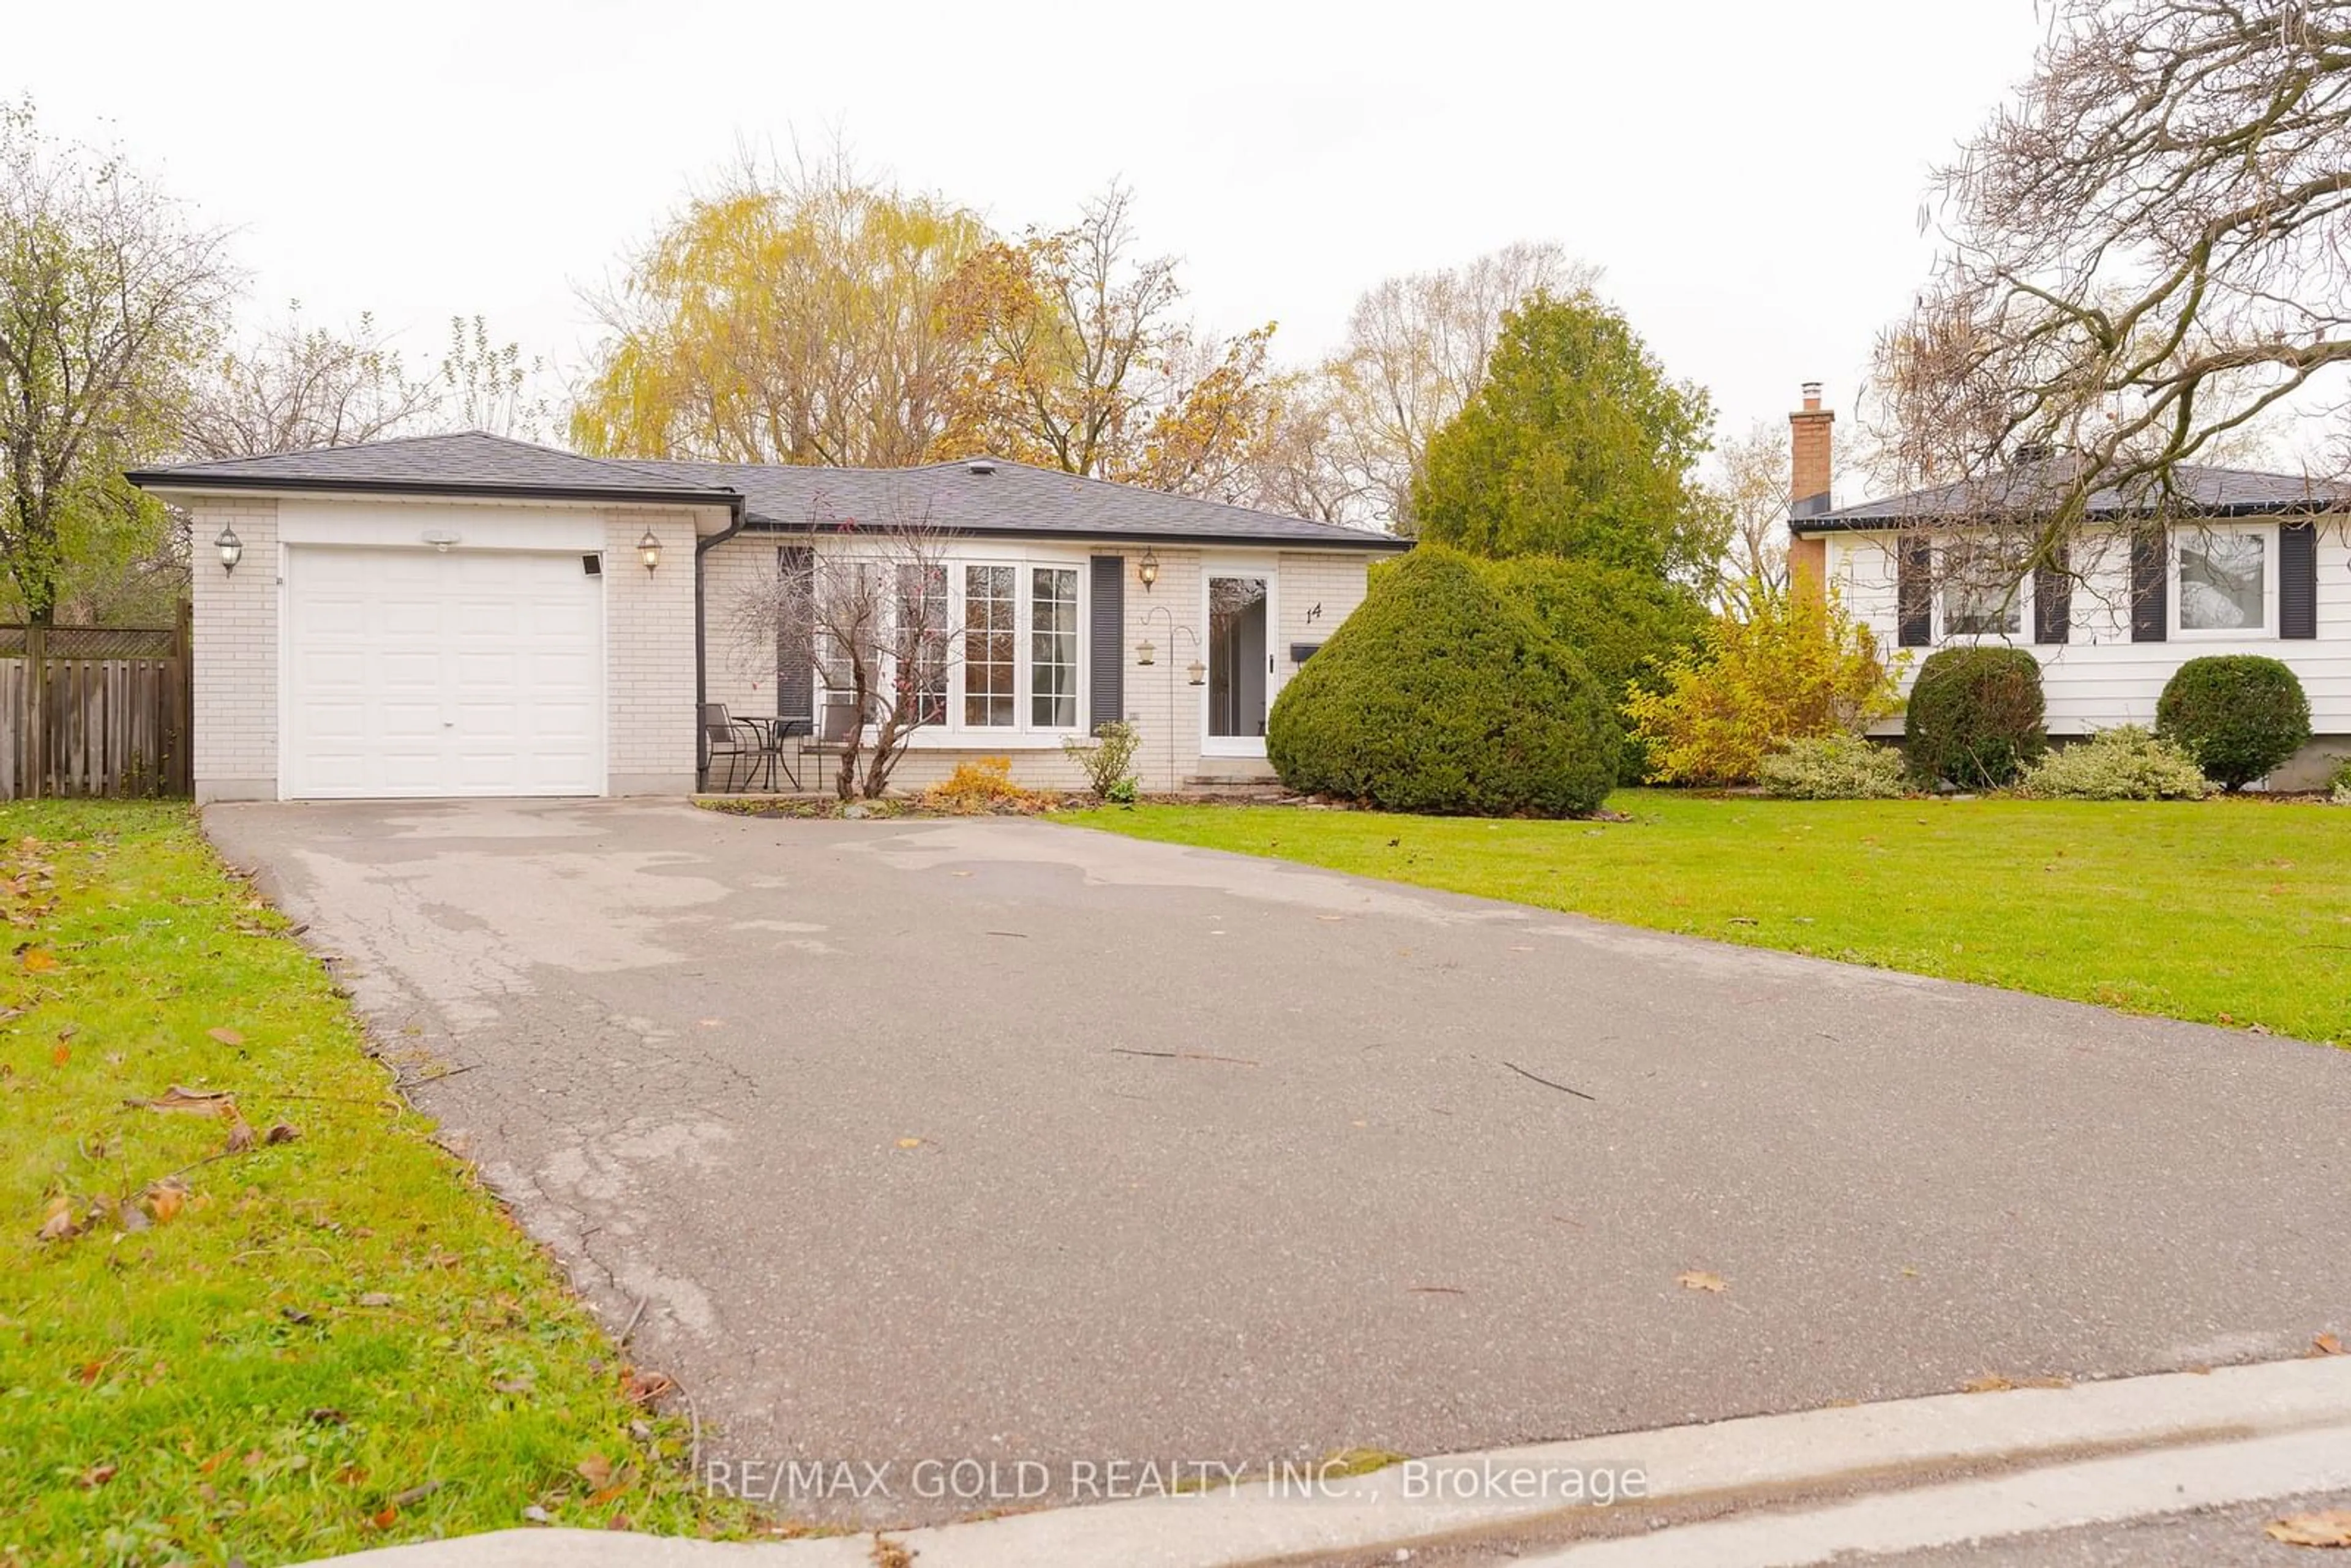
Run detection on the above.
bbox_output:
[215,523,243,574]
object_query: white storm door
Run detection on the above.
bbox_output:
[285,547,603,798]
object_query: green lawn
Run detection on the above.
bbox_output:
[1068,792,2351,1046]
[0,803,767,1566]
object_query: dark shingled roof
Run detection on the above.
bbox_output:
[1796,457,2351,533]
[127,432,1406,551]
[127,431,741,508]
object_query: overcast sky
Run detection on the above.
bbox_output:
[20,0,2053,495]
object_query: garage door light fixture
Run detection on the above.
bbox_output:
[638,528,662,571]
[215,523,242,574]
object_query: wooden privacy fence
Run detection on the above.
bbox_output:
[0,610,193,800]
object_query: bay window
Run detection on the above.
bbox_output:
[963,565,1018,727]
[1030,567,1079,728]
[795,549,1089,743]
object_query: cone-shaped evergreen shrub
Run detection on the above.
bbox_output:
[1266,546,1619,816]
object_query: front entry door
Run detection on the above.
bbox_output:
[1203,571,1271,756]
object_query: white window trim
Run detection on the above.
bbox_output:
[2169,520,2278,640]
[1933,545,2031,645]
[809,541,1093,750]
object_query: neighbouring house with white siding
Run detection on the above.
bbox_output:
[126,433,1404,803]
[1782,385,2349,789]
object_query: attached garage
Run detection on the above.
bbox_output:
[127,433,741,802]
[284,546,604,798]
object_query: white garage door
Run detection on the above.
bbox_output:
[286,547,603,798]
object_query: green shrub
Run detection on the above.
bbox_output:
[1905,647,2047,788]
[2156,655,2312,791]
[2331,756,2351,805]
[2017,726,2214,800]
[1757,733,1908,799]
[1062,719,1142,801]
[1624,582,1904,786]
[1267,546,1620,816]
[1482,557,1707,784]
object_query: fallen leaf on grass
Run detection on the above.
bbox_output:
[51,1041,68,1067]
[222,1119,257,1154]
[1676,1270,1728,1294]
[2267,1509,2351,1547]
[21,948,57,972]
[264,1121,300,1144]
[577,1454,616,1488]
[2311,1333,2344,1357]
[206,1027,246,1046]
[37,1195,83,1242]
[76,1462,117,1488]
[143,1185,186,1225]
[619,1369,677,1406]
[126,1085,235,1115]
[116,1199,149,1234]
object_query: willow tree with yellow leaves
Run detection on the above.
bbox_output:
[932,184,1281,500]
[569,152,987,467]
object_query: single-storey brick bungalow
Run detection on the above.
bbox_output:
[127,434,1406,802]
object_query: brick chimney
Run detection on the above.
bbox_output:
[1787,381,1832,596]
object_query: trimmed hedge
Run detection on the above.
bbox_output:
[2017,726,2213,801]
[2156,655,2312,791]
[1480,557,1707,783]
[1905,647,2047,788]
[1758,733,1909,799]
[1267,546,1620,816]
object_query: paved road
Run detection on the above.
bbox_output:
[207,800,2351,1527]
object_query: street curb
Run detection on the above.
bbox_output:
[311,1356,2351,1567]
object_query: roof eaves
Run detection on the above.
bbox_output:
[737,513,1412,550]
[1792,495,2349,534]
[124,468,746,516]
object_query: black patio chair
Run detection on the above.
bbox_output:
[700,703,760,792]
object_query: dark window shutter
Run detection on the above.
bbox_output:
[1895,535,1933,647]
[2033,544,2072,645]
[1089,555,1124,732]
[2130,527,2167,642]
[2280,520,2317,639]
[774,546,815,722]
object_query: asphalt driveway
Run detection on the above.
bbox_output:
[206,798,2351,1526]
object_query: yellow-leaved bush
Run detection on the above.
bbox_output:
[1625,583,1906,786]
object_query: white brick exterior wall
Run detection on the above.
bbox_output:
[605,509,700,792]
[189,496,280,801]
[183,493,1380,802]
[698,533,1381,794]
